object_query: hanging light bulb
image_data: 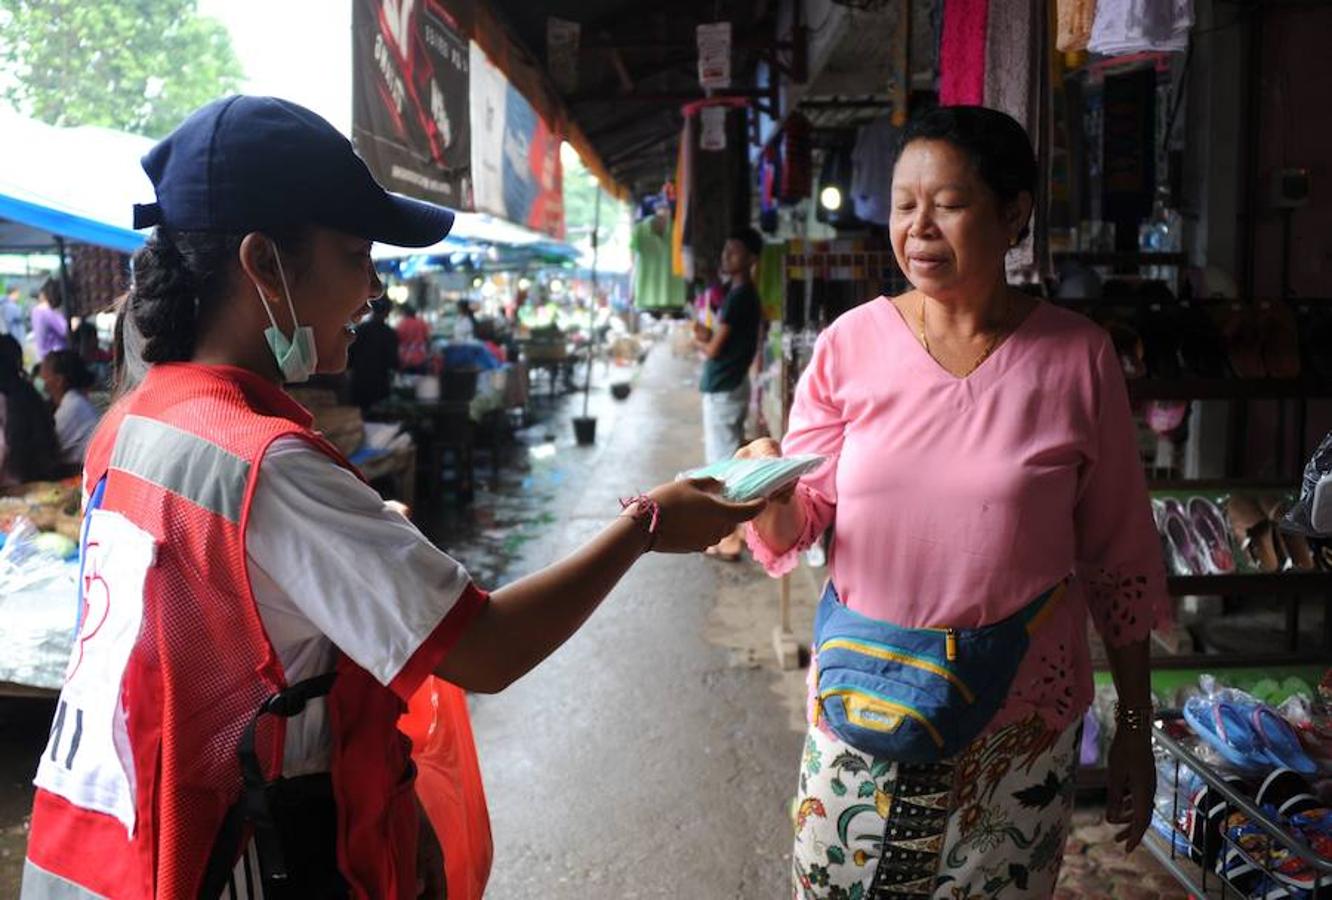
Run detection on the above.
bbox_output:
[816,144,860,227]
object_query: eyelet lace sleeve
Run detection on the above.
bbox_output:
[1085,566,1162,647]
[1076,337,1172,646]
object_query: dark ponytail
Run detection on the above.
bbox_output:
[128,228,243,363]
[128,226,309,364]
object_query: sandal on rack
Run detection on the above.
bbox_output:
[1225,495,1283,572]
[1163,499,1208,575]
[1188,496,1236,574]
[1266,497,1315,571]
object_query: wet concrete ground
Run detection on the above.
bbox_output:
[458,345,802,897]
[0,336,1190,898]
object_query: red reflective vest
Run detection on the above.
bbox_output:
[24,363,420,899]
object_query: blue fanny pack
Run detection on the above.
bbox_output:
[812,579,1066,763]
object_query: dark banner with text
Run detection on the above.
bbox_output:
[352,0,472,215]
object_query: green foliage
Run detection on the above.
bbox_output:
[562,151,618,247]
[0,0,243,137]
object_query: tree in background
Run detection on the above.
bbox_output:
[0,0,242,137]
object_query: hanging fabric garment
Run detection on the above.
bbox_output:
[1089,0,1192,55]
[759,144,780,234]
[850,116,902,227]
[939,0,989,106]
[672,116,694,278]
[1056,0,1097,52]
[756,241,786,322]
[780,113,812,202]
[984,0,1046,278]
[631,213,687,311]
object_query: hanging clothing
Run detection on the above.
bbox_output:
[984,0,1045,278]
[756,241,786,322]
[939,0,989,107]
[672,117,695,279]
[1056,0,1097,52]
[631,215,686,311]
[1089,0,1192,55]
[781,113,813,203]
[792,715,1081,898]
[850,116,902,226]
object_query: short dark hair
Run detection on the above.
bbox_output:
[728,226,763,258]
[44,349,95,391]
[898,106,1037,240]
[38,276,66,309]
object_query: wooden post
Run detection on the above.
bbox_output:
[771,239,801,671]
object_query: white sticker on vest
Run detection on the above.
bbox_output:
[34,509,156,837]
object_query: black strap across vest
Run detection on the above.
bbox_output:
[198,672,339,900]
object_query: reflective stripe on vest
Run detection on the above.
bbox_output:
[109,415,251,523]
[22,859,108,899]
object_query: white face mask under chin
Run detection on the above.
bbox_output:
[254,245,318,383]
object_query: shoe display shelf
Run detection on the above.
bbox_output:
[1143,711,1332,899]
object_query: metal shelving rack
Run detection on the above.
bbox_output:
[1146,712,1332,899]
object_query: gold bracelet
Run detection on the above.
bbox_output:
[1114,702,1155,734]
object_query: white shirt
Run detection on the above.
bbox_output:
[54,390,100,467]
[246,437,479,775]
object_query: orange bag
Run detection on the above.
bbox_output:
[399,676,492,900]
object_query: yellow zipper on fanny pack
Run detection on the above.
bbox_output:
[818,637,975,703]
[819,687,946,749]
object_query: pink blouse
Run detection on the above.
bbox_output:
[747,298,1171,734]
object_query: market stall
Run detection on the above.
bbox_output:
[0,479,83,698]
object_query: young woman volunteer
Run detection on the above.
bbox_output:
[21,96,763,900]
[741,107,1170,898]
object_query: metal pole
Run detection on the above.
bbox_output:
[581,190,602,418]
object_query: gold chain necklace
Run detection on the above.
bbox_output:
[917,296,1008,377]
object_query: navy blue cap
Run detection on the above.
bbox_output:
[133,95,454,247]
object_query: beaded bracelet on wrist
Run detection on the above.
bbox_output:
[617,494,661,553]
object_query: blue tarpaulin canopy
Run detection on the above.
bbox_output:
[0,110,153,253]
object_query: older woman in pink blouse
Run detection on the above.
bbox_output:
[743,107,1170,899]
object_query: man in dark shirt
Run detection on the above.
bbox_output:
[693,226,763,559]
[348,299,399,411]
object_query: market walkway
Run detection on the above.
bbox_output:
[466,341,804,897]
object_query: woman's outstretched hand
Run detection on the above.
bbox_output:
[644,478,766,553]
[735,438,798,506]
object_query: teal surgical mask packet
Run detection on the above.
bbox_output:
[678,454,826,502]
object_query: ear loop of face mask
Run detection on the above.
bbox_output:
[254,242,318,382]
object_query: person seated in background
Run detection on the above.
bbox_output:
[0,334,61,486]
[74,319,113,387]
[40,349,100,468]
[348,298,399,412]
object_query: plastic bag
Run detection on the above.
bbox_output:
[0,517,69,594]
[1182,676,1318,775]
[399,676,492,900]
[1285,429,1332,536]
[678,454,826,502]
